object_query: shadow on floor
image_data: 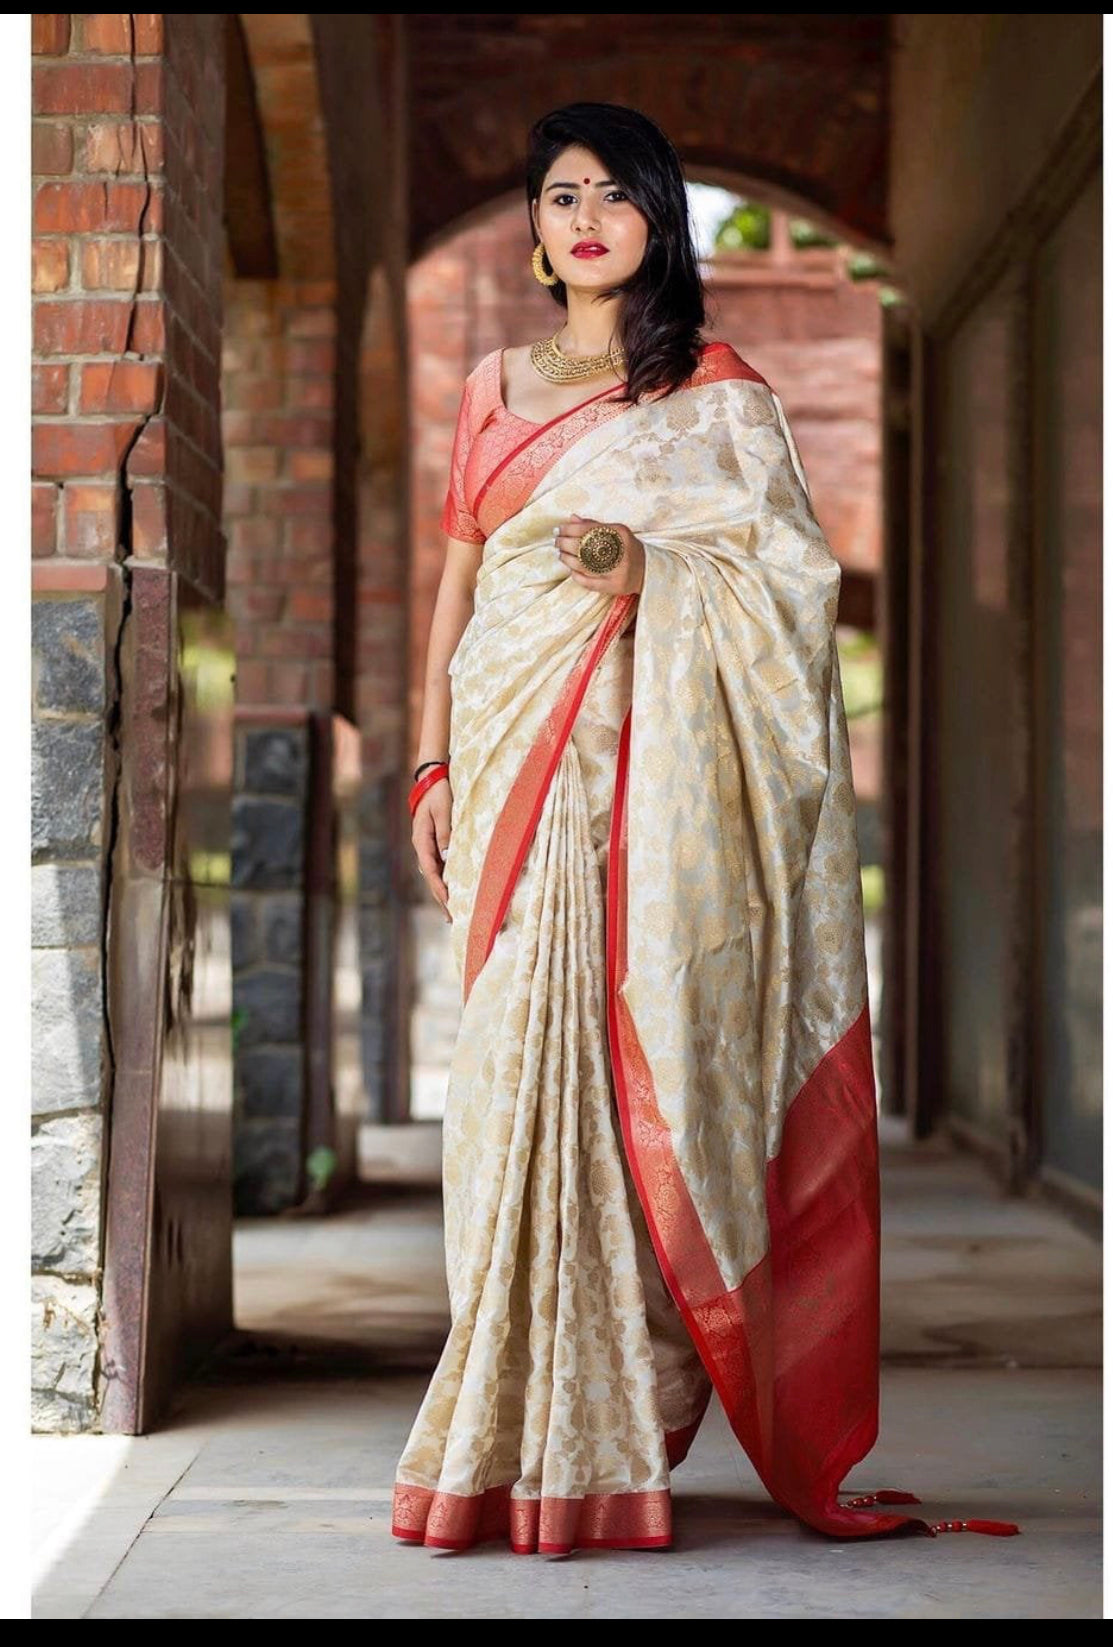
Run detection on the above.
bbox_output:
[216,1118,1100,1380]
[32,1120,1101,1619]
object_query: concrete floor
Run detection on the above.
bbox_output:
[33,1119,1101,1619]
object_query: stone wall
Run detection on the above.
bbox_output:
[230,717,310,1212]
[31,9,166,1432]
[32,13,234,1433]
[31,579,113,1430]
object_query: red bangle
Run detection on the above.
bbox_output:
[408,762,449,817]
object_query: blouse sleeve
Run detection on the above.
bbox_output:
[440,369,486,545]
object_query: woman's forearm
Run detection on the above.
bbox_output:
[416,539,480,768]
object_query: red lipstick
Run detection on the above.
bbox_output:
[571,241,608,258]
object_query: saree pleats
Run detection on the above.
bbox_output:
[394,632,710,1554]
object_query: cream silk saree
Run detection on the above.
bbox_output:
[392,344,1018,1555]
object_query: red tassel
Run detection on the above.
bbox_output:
[930,1519,1021,1537]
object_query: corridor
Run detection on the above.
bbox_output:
[33,1121,1100,1619]
[27,12,1102,1623]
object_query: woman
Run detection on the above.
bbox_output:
[393,102,1018,1557]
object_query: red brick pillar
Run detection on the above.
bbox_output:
[222,278,342,1209]
[32,13,165,568]
[223,279,337,708]
[32,14,235,1433]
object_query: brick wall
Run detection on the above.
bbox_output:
[31,13,232,1432]
[33,14,224,589]
[223,279,337,709]
[32,13,164,573]
[706,251,883,578]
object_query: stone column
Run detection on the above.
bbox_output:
[222,281,340,1206]
[31,571,116,1430]
[230,715,310,1212]
[32,14,235,1433]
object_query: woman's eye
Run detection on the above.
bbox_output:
[552,190,629,207]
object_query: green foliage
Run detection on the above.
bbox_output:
[861,864,885,917]
[714,201,771,251]
[789,217,838,250]
[306,1146,337,1193]
[231,1004,247,1055]
[847,250,886,283]
[837,629,883,721]
[189,848,231,887]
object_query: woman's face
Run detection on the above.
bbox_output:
[532,144,649,291]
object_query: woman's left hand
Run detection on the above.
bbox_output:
[554,514,645,596]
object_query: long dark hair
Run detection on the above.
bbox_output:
[525,102,706,405]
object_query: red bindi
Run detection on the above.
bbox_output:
[583,177,591,184]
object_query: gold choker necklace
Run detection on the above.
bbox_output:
[529,330,626,384]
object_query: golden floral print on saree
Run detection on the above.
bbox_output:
[394,343,1019,1554]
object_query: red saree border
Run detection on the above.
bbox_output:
[472,341,767,538]
[443,420,1020,1544]
[392,1481,673,1555]
[474,369,628,518]
[456,620,914,1537]
[605,709,1018,1541]
[463,592,638,1002]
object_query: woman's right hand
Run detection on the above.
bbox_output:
[413,778,453,922]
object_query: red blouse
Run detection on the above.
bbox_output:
[440,341,766,546]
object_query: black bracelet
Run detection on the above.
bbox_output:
[413,758,450,782]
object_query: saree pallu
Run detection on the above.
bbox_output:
[392,351,1018,1554]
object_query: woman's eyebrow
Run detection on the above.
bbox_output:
[544,179,616,191]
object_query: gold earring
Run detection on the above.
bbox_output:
[532,242,559,286]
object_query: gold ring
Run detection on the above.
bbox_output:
[577,524,625,575]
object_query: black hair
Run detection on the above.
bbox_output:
[525,102,707,405]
